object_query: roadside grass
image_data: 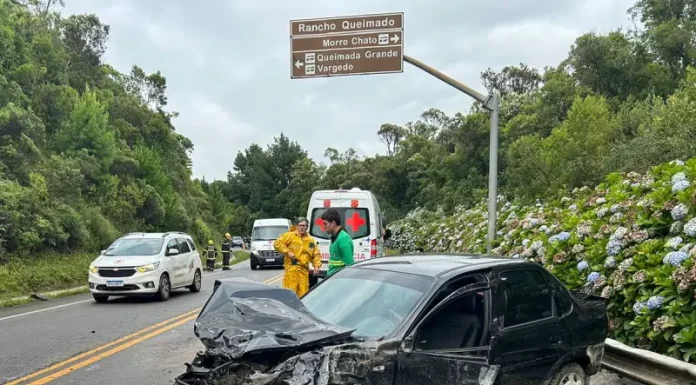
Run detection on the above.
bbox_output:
[0,252,96,305]
[0,250,251,308]
[385,248,400,256]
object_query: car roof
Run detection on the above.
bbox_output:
[121,232,192,239]
[353,253,531,279]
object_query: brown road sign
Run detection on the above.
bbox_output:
[289,12,404,79]
[290,12,403,37]
[291,46,403,78]
[292,31,402,52]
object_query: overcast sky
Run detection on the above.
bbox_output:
[61,0,636,181]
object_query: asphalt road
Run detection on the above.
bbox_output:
[0,260,640,385]
[0,260,282,385]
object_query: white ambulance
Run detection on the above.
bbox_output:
[306,188,385,287]
[248,218,291,269]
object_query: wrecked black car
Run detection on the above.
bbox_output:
[175,254,608,385]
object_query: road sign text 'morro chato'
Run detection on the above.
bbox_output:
[290,12,404,79]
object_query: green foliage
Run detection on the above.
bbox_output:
[0,0,231,263]
[388,158,696,361]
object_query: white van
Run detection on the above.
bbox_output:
[306,188,385,286]
[249,218,291,269]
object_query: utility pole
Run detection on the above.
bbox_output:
[402,55,500,255]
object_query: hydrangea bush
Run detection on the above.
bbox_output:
[387,159,696,362]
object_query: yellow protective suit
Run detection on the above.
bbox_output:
[274,231,322,297]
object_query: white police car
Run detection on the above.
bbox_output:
[88,232,203,303]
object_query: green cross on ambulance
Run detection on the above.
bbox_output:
[306,188,386,288]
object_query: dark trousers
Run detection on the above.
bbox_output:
[222,251,231,270]
[206,258,215,270]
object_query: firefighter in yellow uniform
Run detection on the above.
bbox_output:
[274,217,321,297]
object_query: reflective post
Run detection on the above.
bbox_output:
[402,55,500,255]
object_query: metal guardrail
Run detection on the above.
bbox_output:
[602,338,696,385]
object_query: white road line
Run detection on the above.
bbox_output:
[0,300,94,323]
[0,271,280,323]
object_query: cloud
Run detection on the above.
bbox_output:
[61,0,637,180]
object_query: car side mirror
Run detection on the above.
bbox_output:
[167,248,179,256]
[100,249,106,255]
[400,335,414,354]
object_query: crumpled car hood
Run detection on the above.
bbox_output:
[193,278,355,359]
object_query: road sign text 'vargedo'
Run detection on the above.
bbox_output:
[290,12,404,79]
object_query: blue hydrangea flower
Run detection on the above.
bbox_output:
[672,172,687,184]
[633,301,647,314]
[666,237,684,249]
[587,272,600,283]
[606,239,623,256]
[673,180,690,193]
[685,218,696,237]
[577,261,589,271]
[647,296,664,310]
[604,256,616,268]
[672,204,689,221]
[549,232,570,243]
[663,251,688,267]
[569,204,578,211]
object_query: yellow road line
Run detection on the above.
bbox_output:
[26,313,199,385]
[5,309,200,385]
[9,273,284,385]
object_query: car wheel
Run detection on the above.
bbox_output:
[92,294,109,303]
[546,363,587,385]
[189,269,202,293]
[156,273,171,301]
[250,259,259,270]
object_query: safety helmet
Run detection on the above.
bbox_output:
[208,240,214,245]
[225,233,231,238]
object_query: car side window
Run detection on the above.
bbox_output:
[166,239,178,255]
[501,270,552,328]
[416,291,489,352]
[187,239,197,251]
[177,238,191,253]
[554,286,573,316]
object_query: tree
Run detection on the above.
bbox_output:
[481,63,542,97]
[377,123,406,155]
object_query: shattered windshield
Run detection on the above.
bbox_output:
[301,267,434,338]
[104,238,163,256]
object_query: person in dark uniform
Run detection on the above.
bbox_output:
[221,233,233,270]
[205,240,217,271]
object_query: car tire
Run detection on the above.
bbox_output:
[189,269,202,293]
[92,294,109,303]
[156,273,171,302]
[250,259,259,270]
[546,363,587,385]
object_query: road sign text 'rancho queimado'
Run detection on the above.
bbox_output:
[289,12,404,79]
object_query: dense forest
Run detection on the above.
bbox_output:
[2,0,696,261]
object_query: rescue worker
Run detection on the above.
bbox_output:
[274,217,321,297]
[221,233,233,270]
[205,240,217,271]
[321,208,354,277]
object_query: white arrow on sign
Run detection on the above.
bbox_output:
[390,35,400,43]
[295,60,304,69]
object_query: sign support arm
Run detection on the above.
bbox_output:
[402,54,499,255]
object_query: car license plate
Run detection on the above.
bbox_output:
[266,259,274,262]
[106,280,124,287]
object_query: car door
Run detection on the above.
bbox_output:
[490,268,565,384]
[176,238,193,286]
[164,238,183,286]
[394,282,501,385]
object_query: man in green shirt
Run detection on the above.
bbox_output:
[321,208,354,276]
